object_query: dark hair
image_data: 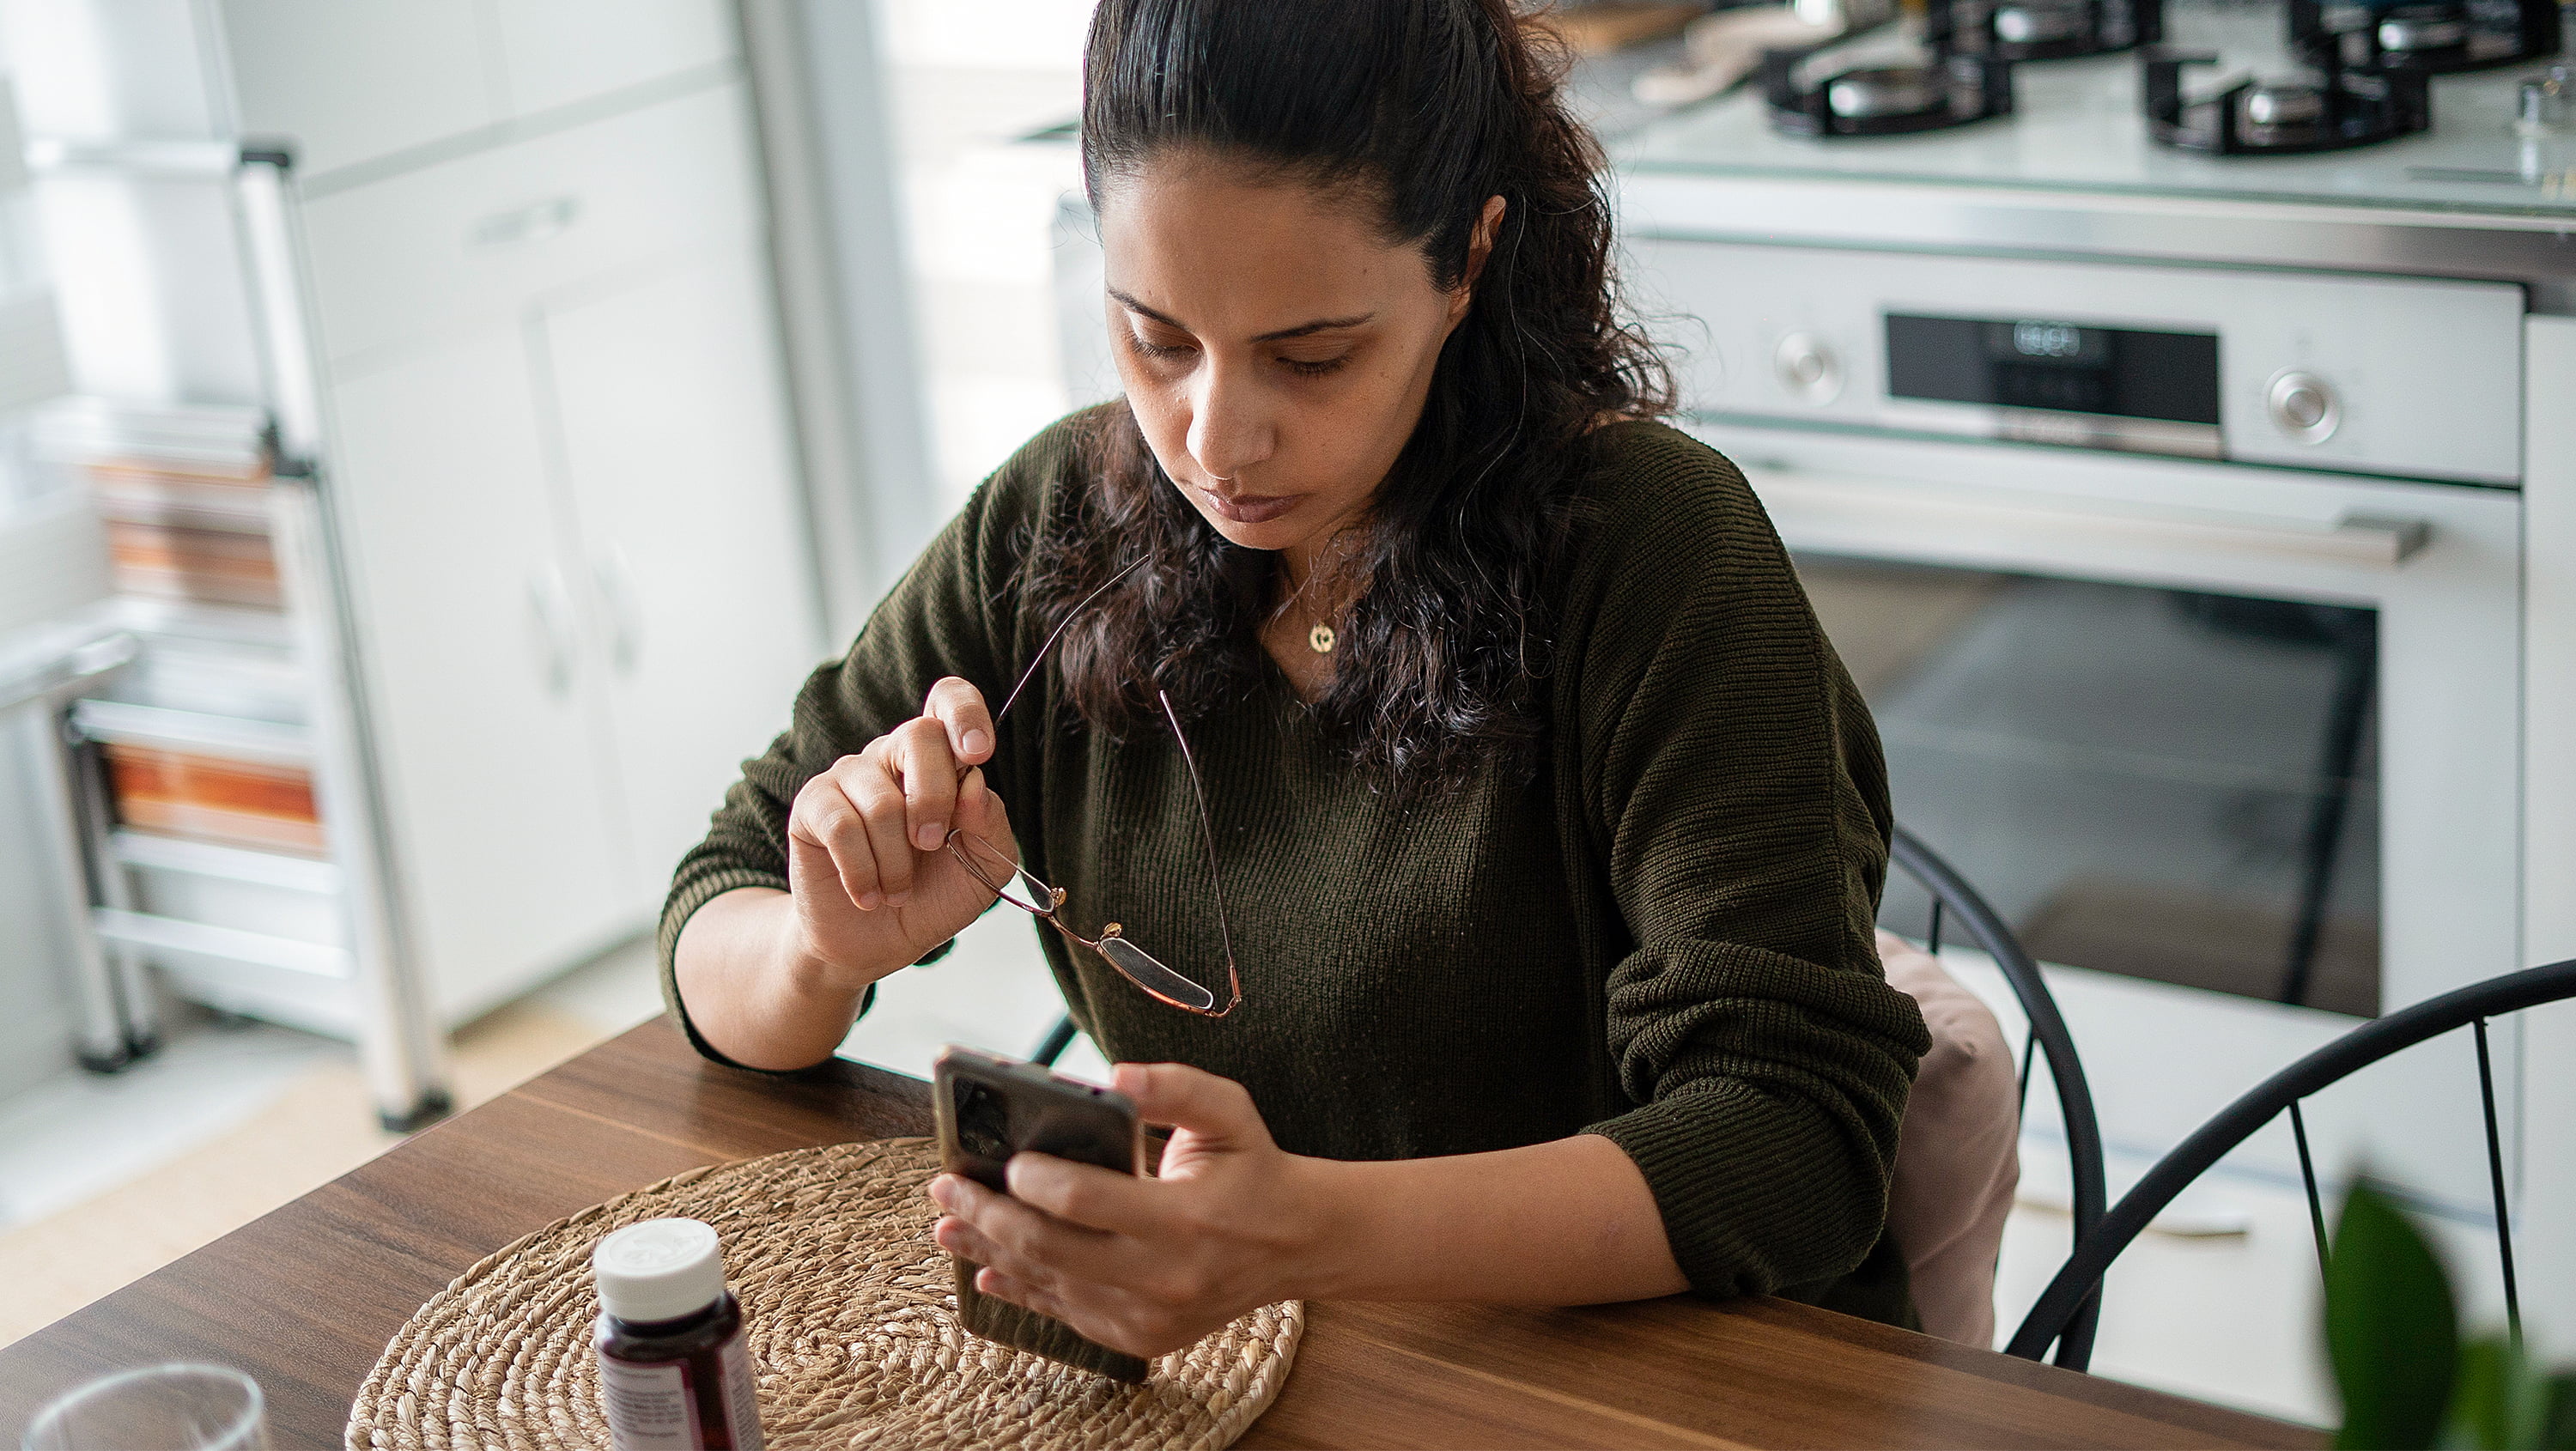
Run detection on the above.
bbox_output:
[1033,0,1674,786]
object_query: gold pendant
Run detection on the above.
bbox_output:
[1308,622,1335,654]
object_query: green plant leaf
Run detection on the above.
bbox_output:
[2506,1352,2567,1451]
[2440,1336,2537,1450]
[2326,1183,2458,1451]
[2542,1371,2576,1451]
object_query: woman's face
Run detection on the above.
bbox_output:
[1097,154,1498,567]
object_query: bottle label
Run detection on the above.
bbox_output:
[600,1357,700,1451]
[719,1335,764,1451]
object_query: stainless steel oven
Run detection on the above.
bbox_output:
[1628,236,2525,1221]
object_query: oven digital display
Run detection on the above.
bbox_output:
[1884,313,2221,425]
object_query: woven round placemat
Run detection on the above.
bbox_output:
[347,1138,1302,1451]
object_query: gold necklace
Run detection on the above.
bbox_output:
[1281,540,1354,656]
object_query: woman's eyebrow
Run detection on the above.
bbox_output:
[1251,313,1373,343]
[1109,288,1372,343]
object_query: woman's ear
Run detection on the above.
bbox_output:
[1452,195,1509,320]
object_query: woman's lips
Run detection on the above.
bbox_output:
[1197,486,1302,525]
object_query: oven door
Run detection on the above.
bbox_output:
[1689,419,2524,1229]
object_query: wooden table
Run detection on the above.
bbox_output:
[0,1021,2318,1449]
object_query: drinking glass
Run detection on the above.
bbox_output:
[21,1364,267,1451]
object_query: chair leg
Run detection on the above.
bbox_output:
[1032,1014,1078,1067]
[2291,1100,2330,1284]
[2473,1017,2522,1351]
[17,707,131,1071]
[70,733,160,1059]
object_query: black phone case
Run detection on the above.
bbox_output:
[931,1047,1151,1383]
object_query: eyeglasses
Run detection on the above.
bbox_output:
[944,560,1242,1018]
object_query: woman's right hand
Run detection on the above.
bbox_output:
[781,676,1017,991]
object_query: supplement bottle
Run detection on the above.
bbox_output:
[592,1217,764,1451]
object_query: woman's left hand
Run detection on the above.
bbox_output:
[927,1061,1329,1360]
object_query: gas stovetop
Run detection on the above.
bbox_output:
[1613,1,2574,216]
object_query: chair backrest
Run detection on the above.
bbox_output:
[1890,823,2109,1369]
[2006,956,2576,1364]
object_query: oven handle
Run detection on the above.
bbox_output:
[1742,467,2431,567]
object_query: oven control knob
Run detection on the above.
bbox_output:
[2266,370,2340,443]
[1775,332,1843,404]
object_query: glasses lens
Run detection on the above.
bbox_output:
[1095,934,1218,1013]
[949,834,1054,914]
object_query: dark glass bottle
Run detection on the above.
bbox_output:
[592,1217,763,1451]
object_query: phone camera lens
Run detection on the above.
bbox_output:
[951,1081,1012,1163]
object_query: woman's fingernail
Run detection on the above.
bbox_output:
[927,1178,954,1209]
[916,823,945,850]
[858,891,882,910]
[962,729,990,756]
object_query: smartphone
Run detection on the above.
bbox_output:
[930,1045,1151,1383]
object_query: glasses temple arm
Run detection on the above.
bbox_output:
[992,555,1149,726]
[1158,688,1244,1011]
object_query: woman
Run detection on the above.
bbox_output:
[665,0,1929,1358]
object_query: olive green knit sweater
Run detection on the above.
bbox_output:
[659,414,1931,1326]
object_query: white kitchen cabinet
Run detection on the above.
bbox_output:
[220,0,501,177]
[542,251,822,894]
[14,2,857,1120]
[490,0,738,119]
[297,83,762,370]
[327,330,636,1023]
[221,0,738,183]
[310,81,821,1023]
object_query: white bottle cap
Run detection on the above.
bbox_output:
[592,1217,727,1324]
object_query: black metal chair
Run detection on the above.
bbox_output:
[1027,821,2110,1367]
[1030,1011,1080,1069]
[2008,956,2576,1364]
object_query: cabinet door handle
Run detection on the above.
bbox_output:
[592,543,641,675]
[469,195,580,250]
[528,566,578,699]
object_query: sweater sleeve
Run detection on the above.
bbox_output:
[1569,428,1931,1300]
[653,423,1065,1067]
